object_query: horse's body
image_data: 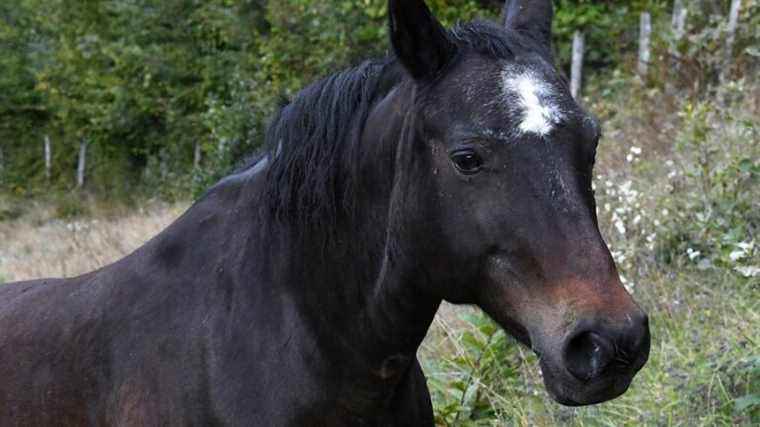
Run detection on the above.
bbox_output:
[1,1,650,425]
[0,163,433,425]
[1,60,437,424]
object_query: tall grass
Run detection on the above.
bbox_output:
[0,198,186,282]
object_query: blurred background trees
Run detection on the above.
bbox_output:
[0,0,757,199]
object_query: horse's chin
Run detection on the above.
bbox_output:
[537,357,635,406]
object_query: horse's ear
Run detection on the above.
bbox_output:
[388,0,456,80]
[501,0,554,49]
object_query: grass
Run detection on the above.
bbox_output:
[0,196,186,283]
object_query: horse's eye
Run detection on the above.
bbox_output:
[450,149,483,175]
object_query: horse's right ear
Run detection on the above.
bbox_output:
[388,0,456,80]
[501,0,554,50]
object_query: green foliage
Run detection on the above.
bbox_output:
[426,311,523,426]
[1,0,262,196]
[4,0,759,199]
[660,95,759,275]
[553,0,667,71]
[0,0,637,197]
[53,192,90,219]
[591,80,760,284]
[664,0,760,91]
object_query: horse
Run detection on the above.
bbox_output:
[0,1,650,425]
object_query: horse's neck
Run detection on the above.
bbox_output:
[273,195,436,351]
[131,165,265,297]
[140,84,439,370]
[266,140,439,367]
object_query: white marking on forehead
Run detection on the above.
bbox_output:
[502,69,564,137]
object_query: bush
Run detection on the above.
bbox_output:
[593,80,759,285]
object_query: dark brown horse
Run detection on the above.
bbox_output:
[0,1,649,425]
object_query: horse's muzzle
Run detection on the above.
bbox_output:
[541,310,651,406]
[563,313,650,382]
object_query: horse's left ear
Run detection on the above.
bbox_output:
[501,0,554,50]
[388,0,456,80]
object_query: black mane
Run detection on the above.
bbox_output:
[262,58,397,230]
[260,20,526,231]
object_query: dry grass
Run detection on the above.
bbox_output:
[0,198,188,283]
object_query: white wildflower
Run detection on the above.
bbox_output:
[729,250,746,262]
[612,213,626,235]
[737,241,754,252]
[614,220,626,235]
[620,275,635,294]
[611,250,626,264]
[646,233,657,250]
[630,146,642,155]
[687,248,701,261]
[735,266,760,277]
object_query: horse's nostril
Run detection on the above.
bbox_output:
[563,331,613,382]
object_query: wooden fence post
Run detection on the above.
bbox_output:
[44,135,52,180]
[217,139,226,159]
[672,0,688,40]
[194,142,202,169]
[571,30,585,100]
[77,140,87,188]
[723,0,742,80]
[638,12,652,78]
[670,0,688,77]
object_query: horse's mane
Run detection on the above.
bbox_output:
[259,20,522,232]
[261,58,398,230]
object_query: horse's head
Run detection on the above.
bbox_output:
[384,0,650,406]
